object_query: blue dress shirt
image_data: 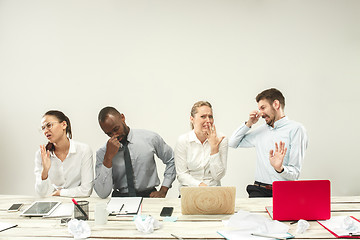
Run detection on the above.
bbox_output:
[229,117,308,184]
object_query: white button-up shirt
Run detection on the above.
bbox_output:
[34,139,94,197]
[174,130,228,188]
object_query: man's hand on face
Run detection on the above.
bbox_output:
[103,135,121,168]
[246,110,262,127]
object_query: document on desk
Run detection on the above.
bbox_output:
[0,222,17,232]
[318,216,360,238]
[107,197,143,216]
[217,230,294,240]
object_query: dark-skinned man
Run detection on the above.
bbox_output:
[94,106,175,198]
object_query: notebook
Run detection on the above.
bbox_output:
[266,180,331,221]
[180,186,236,215]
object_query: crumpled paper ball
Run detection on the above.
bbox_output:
[296,219,310,234]
[343,216,360,232]
[68,219,91,239]
[134,215,161,233]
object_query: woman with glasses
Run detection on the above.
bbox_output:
[34,110,94,197]
[174,101,228,189]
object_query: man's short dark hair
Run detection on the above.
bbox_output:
[256,88,285,109]
[98,106,121,123]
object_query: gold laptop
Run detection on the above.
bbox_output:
[180,186,236,215]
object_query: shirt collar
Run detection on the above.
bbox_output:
[68,139,76,154]
[271,116,288,129]
[189,130,207,144]
[127,128,133,143]
[50,138,75,157]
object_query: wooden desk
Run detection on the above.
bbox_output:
[0,195,360,239]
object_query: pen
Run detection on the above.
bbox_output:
[119,204,124,213]
[72,198,88,220]
[171,233,184,240]
[251,233,288,240]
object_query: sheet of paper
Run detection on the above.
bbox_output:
[218,230,293,240]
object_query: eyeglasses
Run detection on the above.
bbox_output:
[40,122,60,131]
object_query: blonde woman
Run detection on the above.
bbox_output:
[174,101,228,189]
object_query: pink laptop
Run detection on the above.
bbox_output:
[266,180,331,221]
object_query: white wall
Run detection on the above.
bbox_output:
[0,0,359,198]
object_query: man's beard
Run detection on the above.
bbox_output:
[266,116,275,127]
[118,124,130,144]
[263,107,276,127]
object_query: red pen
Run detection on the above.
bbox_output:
[72,198,88,220]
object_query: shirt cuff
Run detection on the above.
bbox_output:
[35,177,51,196]
[60,188,69,197]
[99,164,112,182]
[186,179,202,187]
[278,166,288,175]
[38,176,50,183]
[162,177,174,188]
[209,152,219,160]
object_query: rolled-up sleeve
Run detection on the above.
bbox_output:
[34,150,53,197]
[279,126,308,180]
[229,124,254,148]
[153,134,176,188]
[94,148,114,199]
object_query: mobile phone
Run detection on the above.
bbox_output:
[160,207,173,217]
[60,217,72,225]
[7,203,23,212]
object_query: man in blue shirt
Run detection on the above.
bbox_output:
[229,88,308,197]
[94,106,176,198]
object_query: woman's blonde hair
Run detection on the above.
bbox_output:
[190,101,212,129]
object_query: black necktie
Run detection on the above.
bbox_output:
[123,141,136,197]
